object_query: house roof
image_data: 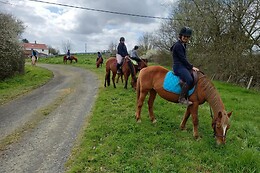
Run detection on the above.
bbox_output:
[23,43,48,50]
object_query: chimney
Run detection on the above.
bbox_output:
[35,41,37,44]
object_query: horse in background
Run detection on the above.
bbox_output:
[96,57,104,68]
[31,56,36,66]
[116,58,148,83]
[63,55,78,64]
[104,56,137,89]
[135,65,232,145]
[134,58,148,73]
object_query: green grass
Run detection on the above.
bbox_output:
[3,55,260,173]
[0,65,53,105]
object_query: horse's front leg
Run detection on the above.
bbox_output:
[180,107,191,130]
[136,91,148,123]
[124,73,129,89]
[148,89,157,123]
[112,72,117,88]
[190,103,199,139]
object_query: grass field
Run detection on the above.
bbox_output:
[0,65,53,105]
[2,55,260,172]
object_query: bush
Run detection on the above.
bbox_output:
[0,13,25,80]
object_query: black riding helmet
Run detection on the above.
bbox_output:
[179,27,192,37]
[120,37,125,42]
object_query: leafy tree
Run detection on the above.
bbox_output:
[0,12,25,80]
[22,38,29,43]
[48,46,60,55]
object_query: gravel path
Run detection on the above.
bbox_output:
[0,64,99,173]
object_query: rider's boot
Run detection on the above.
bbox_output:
[178,82,193,106]
[117,63,122,74]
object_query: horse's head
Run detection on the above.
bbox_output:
[212,111,232,145]
[140,59,148,69]
[131,76,137,90]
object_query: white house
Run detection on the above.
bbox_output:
[23,42,48,57]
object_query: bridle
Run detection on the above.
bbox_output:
[210,107,227,139]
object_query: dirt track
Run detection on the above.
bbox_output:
[0,64,99,173]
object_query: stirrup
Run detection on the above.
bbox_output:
[178,98,193,106]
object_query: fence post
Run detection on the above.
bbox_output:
[211,74,216,81]
[227,75,232,83]
[247,76,253,90]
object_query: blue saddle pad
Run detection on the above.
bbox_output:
[163,71,195,96]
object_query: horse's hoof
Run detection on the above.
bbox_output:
[152,119,157,124]
[136,119,141,123]
[180,126,186,130]
[194,136,201,141]
[193,135,201,140]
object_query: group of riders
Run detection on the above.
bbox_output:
[108,26,199,106]
[29,27,197,106]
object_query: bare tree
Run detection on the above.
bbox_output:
[138,32,154,51]
[61,40,73,54]
[151,0,260,87]
[108,41,117,55]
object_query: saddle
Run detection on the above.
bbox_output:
[129,58,138,65]
[163,71,198,96]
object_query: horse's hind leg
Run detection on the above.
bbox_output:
[148,89,157,123]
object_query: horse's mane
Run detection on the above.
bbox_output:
[127,59,136,79]
[198,72,225,114]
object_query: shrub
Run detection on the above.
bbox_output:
[0,13,25,80]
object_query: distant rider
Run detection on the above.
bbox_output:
[31,48,38,61]
[67,49,71,60]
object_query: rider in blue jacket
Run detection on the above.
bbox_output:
[67,50,71,60]
[171,27,199,106]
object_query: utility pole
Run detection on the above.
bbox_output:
[85,43,87,53]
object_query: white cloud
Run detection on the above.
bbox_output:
[1,0,175,53]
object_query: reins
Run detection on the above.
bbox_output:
[209,107,227,138]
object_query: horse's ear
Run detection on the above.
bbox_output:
[227,111,232,118]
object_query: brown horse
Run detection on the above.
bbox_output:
[134,58,148,73]
[135,66,232,145]
[116,58,148,83]
[104,56,137,89]
[63,55,78,64]
[96,57,103,68]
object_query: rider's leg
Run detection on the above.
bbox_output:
[116,54,123,73]
[176,68,193,106]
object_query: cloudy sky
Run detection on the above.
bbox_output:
[1,0,176,53]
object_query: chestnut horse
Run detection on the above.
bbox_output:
[96,57,103,68]
[136,66,232,145]
[63,55,78,64]
[134,58,148,73]
[104,57,137,89]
